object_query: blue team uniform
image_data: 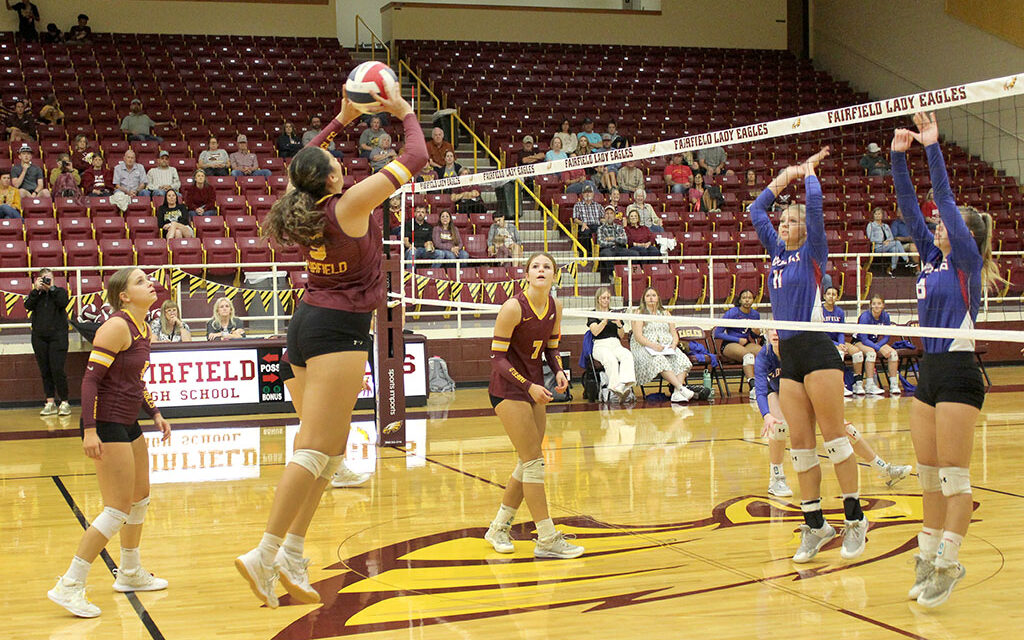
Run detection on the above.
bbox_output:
[853,310,892,350]
[713,307,761,344]
[753,343,781,417]
[822,304,846,344]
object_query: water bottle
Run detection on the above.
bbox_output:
[702,369,713,398]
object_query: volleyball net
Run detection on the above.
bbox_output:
[389,72,1024,352]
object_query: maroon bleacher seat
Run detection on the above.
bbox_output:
[238,236,273,268]
[169,237,204,275]
[126,215,160,240]
[0,240,29,273]
[0,276,32,320]
[193,215,226,239]
[99,238,136,268]
[135,238,169,266]
[224,215,258,238]
[21,196,53,218]
[25,217,59,242]
[93,216,127,240]
[0,218,23,242]
[65,239,100,275]
[28,239,65,270]
[202,236,238,276]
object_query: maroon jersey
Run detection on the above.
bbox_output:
[488,293,558,402]
[299,194,384,313]
[87,310,157,426]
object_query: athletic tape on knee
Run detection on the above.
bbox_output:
[126,496,150,525]
[291,449,330,478]
[520,457,545,484]
[511,461,524,482]
[91,506,128,539]
[843,421,861,442]
[865,351,877,363]
[742,353,755,366]
[320,455,344,479]
[888,351,900,362]
[939,467,972,496]
[918,464,941,493]
[791,448,819,473]
[824,436,855,465]
[771,421,789,442]
[851,351,864,363]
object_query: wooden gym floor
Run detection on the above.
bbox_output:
[3,368,1024,640]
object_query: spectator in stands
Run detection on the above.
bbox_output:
[146,150,181,197]
[890,211,915,254]
[599,133,622,172]
[742,168,760,204]
[229,135,272,178]
[625,187,663,232]
[206,297,245,341]
[453,168,486,214]
[866,206,914,276]
[617,160,644,194]
[486,212,523,261]
[369,133,397,173]
[6,0,39,42]
[713,289,763,399]
[664,153,693,194]
[921,187,938,223]
[275,121,303,159]
[577,118,602,148]
[385,196,402,236]
[11,144,48,198]
[432,210,468,261]
[112,149,149,197]
[553,119,578,155]
[698,145,727,177]
[181,169,215,217]
[356,115,385,159]
[545,136,568,163]
[439,149,462,180]
[688,172,706,210]
[70,135,92,173]
[415,164,437,183]
[404,205,440,265]
[596,206,637,282]
[40,22,61,43]
[630,287,701,403]
[699,180,724,213]
[198,136,230,176]
[38,94,63,126]
[47,153,80,193]
[518,135,544,166]
[593,162,617,193]
[564,158,596,195]
[0,173,22,218]
[576,135,593,157]
[152,299,191,343]
[80,152,112,196]
[572,184,603,246]
[26,267,71,416]
[427,127,455,170]
[301,115,343,159]
[607,186,624,209]
[860,142,890,176]
[624,209,661,257]
[156,189,193,239]
[588,286,636,402]
[120,98,165,142]
[607,121,628,149]
[5,98,36,142]
[66,13,91,43]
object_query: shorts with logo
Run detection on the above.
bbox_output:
[286,301,372,367]
[914,352,985,410]
[779,331,844,382]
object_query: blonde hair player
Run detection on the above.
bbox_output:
[891,112,998,607]
[749,146,868,563]
[47,267,171,618]
[484,252,584,559]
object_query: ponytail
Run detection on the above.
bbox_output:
[263,189,326,247]
[960,206,1004,292]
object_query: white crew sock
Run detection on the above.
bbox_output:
[283,533,305,559]
[257,532,284,565]
[535,518,557,541]
[937,531,964,564]
[492,504,517,528]
[918,526,941,559]
[63,555,91,584]
[871,455,887,470]
[120,547,140,572]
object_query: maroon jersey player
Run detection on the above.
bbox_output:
[484,252,583,560]
[48,267,172,618]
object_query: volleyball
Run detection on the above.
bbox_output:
[345,61,399,114]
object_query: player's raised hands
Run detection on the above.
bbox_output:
[801,146,830,175]
[911,112,939,146]
[891,128,915,153]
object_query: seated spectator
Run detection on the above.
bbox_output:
[713,289,763,399]
[860,142,890,176]
[890,213,915,254]
[564,156,597,195]
[866,206,914,276]
[742,168,760,204]
[181,169,216,217]
[572,184,603,246]
[80,153,112,196]
[487,212,523,261]
[230,135,272,178]
[921,187,938,224]
[606,121,628,149]
[545,136,568,163]
[11,144,48,198]
[5,98,36,142]
[0,173,22,218]
[404,205,441,266]
[275,121,303,159]
[427,127,455,170]
[156,189,193,238]
[588,286,636,401]
[66,13,91,43]
[385,196,402,236]
[197,136,230,176]
[598,132,622,172]
[592,149,618,192]
[301,115,343,159]
[518,135,545,166]
[688,173,706,210]
[700,181,724,212]
[432,210,469,261]
[415,164,437,183]
[452,168,486,214]
[438,149,462,180]
[112,149,149,197]
[596,205,638,281]
[120,98,166,142]
[146,150,181,197]
[698,145,727,177]
[38,94,63,126]
[664,153,693,194]
[851,294,899,395]
[152,300,192,343]
[554,119,578,156]
[625,187,663,232]
[206,297,246,341]
[576,135,593,157]
[70,135,93,173]
[48,153,80,193]
[577,118,602,148]
[40,22,62,43]
[617,160,644,194]
[630,287,702,403]
[356,115,386,159]
[7,0,40,42]
[369,133,397,173]
[624,209,660,257]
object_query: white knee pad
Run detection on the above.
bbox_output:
[291,449,330,478]
[888,351,900,363]
[92,506,129,539]
[791,448,819,473]
[742,353,755,367]
[939,467,972,496]
[520,457,545,484]
[126,496,150,525]
[851,351,864,364]
[918,464,941,493]
[320,455,344,479]
[770,421,788,442]
[511,461,524,482]
[843,421,861,443]
[865,351,877,363]
[824,436,855,465]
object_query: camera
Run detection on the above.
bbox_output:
[60,160,72,171]
[42,276,51,285]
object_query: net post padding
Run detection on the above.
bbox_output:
[376,253,407,447]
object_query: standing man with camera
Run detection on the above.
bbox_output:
[25,268,71,416]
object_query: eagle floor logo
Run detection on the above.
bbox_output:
[271,493,971,639]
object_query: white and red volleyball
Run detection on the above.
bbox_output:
[345,61,399,114]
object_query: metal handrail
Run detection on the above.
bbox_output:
[354,15,390,67]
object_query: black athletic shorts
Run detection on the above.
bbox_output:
[80,418,143,443]
[279,359,294,383]
[490,393,536,408]
[286,301,373,368]
[914,352,985,410]
[779,331,844,382]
